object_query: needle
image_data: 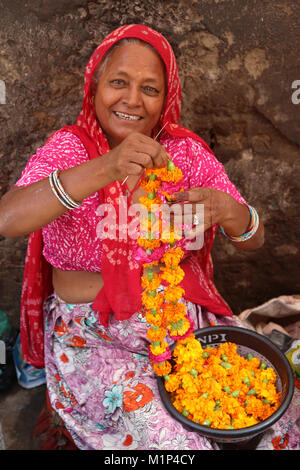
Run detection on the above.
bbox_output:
[121,122,169,186]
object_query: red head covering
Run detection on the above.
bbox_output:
[20,25,232,368]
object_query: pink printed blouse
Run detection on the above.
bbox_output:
[15,131,246,272]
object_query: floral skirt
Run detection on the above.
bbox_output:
[43,292,300,450]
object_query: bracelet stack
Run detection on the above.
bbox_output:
[49,169,81,210]
[220,204,259,242]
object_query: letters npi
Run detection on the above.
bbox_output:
[198,333,227,345]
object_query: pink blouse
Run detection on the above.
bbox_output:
[15,131,246,272]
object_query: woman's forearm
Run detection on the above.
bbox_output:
[0,154,114,238]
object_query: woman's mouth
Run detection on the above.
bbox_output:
[114,111,142,121]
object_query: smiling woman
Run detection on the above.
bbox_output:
[94,40,166,148]
[0,24,297,451]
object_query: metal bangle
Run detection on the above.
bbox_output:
[220,205,259,242]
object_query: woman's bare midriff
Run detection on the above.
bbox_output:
[52,264,163,304]
[52,267,104,303]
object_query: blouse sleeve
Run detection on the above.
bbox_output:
[186,137,247,204]
[14,131,89,187]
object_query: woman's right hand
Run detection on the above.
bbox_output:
[105,132,169,182]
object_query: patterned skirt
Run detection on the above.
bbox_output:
[40,292,300,451]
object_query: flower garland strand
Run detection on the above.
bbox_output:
[138,158,194,377]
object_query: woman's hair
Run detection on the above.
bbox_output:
[91,37,167,94]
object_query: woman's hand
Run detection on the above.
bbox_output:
[105,132,169,182]
[170,187,264,251]
[170,187,233,231]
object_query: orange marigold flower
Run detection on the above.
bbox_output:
[145,310,165,327]
[139,195,163,211]
[140,178,161,193]
[147,326,167,342]
[137,236,161,250]
[153,361,172,377]
[157,167,183,183]
[162,302,186,323]
[164,373,182,392]
[141,274,161,291]
[161,247,184,267]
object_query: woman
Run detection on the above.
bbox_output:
[0,25,298,450]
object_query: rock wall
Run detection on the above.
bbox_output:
[0,0,299,326]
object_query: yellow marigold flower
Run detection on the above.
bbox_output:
[149,339,168,356]
[167,316,191,337]
[160,228,182,244]
[165,373,182,393]
[164,286,185,303]
[160,265,185,286]
[181,379,199,397]
[141,292,164,310]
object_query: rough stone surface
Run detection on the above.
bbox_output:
[0,0,299,324]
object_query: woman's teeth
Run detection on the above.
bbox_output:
[114,111,141,121]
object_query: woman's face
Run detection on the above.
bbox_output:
[94,42,166,148]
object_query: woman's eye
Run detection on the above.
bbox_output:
[143,86,159,95]
[110,79,126,86]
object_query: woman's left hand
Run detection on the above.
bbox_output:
[170,186,234,232]
[170,186,265,250]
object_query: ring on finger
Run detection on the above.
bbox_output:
[193,214,200,226]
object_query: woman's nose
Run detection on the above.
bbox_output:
[123,85,142,107]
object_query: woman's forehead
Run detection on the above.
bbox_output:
[103,42,166,80]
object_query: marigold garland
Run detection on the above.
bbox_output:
[138,155,192,377]
[137,155,280,431]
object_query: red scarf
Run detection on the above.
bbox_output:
[20,24,232,368]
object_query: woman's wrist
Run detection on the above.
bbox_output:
[220,204,259,242]
[218,198,264,249]
[218,197,253,239]
[59,155,116,203]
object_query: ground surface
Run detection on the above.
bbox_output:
[0,381,46,450]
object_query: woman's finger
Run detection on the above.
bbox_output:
[171,187,211,203]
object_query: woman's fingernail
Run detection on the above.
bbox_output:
[173,192,187,201]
